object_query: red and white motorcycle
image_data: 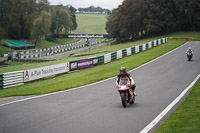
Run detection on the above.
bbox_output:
[118,79,135,107]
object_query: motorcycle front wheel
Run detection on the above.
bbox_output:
[121,92,127,108]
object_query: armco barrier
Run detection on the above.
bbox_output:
[139,45,143,52]
[122,49,127,57]
[126,48,131,56]
[0,74,3,89]
[0,38,167,89]
[3,71,24,88]
[98,56,104,64]
[117,50,122,59]
[131,47,135,54]
[104,53,111,63]
[111,52,117,61]
[18,39,84,59]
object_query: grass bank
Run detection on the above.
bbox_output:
[76,14,107,34]
[155,79,200,133]
[0,39,185,98]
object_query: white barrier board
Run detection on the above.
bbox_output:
[126,48,131,56]
[104,53,111,63]
[117,50,122,59]
[24,63,70,82]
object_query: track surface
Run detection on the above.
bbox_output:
[0,42,200,133]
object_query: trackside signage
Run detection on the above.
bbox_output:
[24,63,70,82]
[53,34,109,38]
[70,58,98,71]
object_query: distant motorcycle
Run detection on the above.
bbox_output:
[118,79,135,107]
[187,52,193,61]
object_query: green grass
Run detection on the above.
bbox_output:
[155,79,200,133]
[76,14,107,34]
[0,39,185,97]
[0,44,11,54]
[168,32,200,40]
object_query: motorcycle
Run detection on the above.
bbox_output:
[187,52,193,61]
[118,79,135,108]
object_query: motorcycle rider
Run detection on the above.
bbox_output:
[116,67,136,96]
[186,47,193,57]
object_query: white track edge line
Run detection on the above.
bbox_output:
[0,42,188,107]
[139,73,200,133]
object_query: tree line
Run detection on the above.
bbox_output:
[106,0,200,43]
[78,6,110,14]
[0,0,77,44]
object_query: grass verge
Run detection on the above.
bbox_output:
[76,14,107,34]
[154,79,200,133]
[0,39,185,97]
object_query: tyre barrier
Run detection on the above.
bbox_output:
[0,38,167,89]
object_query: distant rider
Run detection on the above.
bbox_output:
[116,67,136,96]
[186,47,193,57]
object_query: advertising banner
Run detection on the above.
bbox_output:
[70,61,78,71]
[77,58,93,70]
[70,58,98,71]
[54,34,109,38]
[24,63,70,82]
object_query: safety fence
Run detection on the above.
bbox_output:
[19,39,84,59]
[0,54,8,57]
[0,38,167,89]
[2,71,24,89]
[0,39,84,59]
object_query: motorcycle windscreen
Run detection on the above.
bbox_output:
[120,79,128,85]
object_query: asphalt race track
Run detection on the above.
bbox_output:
[0,42,200,133]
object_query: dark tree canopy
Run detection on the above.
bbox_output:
[106,0,200,43]
[0,0,77,44]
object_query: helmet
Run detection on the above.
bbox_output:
[120,67,126,75]
[189,47,191,50]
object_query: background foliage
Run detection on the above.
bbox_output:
[106,0,200,42]
[0,0,77,44]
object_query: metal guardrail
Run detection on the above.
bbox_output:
[3,71,24,88]
[0,74,3,89]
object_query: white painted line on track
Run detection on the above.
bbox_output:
[140,73,200,133]
[0,42,188,107]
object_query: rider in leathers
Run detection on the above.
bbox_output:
[116,67,136,96]
[186,47,193,57]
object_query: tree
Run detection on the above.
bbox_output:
[106,9,121,42]
[32,11,51,44]
[174,0,200,31]
[68,5,78,30]
[143,0,176,35]
[106,0,146,42]
[50,5,73,34]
